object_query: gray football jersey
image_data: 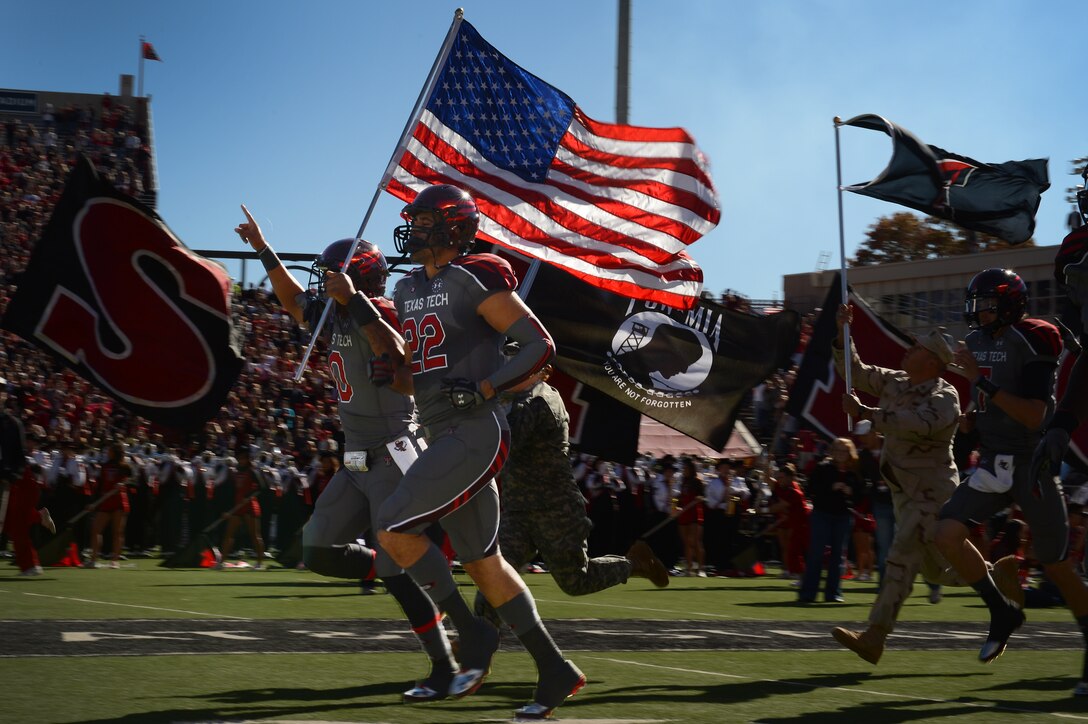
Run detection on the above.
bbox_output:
[299,294,415,451]
[393,254,515,428]
[967,318,1062,455]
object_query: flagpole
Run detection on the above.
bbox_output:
[293,8,466,382]
[833,116,854,429]
[138,36,145,98]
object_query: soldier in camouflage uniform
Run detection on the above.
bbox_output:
[828,304,969,664]
[478,365,667,617]
[935,268,1083,667]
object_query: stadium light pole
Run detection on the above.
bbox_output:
[616,0,630,125]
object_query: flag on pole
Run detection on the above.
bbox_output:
[388,19,720,310]
[842,114,1049,245]
[786,275,973,440]
[1,156,242,432]
[522,262,799,451]
[141,41,162,62]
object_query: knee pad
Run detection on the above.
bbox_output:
[302,543,373,580]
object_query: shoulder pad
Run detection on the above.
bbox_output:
[1012,318,1063,357]
[451,254,517,293]
[373,296,400,329]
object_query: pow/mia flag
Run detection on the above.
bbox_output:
[1,155,243,432]
[523,263,800,452]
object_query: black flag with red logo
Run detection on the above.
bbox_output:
[522,262,800,452]
[842,114,1049,245]
[788,275,972,440]
[1,155,243,431]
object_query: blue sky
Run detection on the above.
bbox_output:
[5,0,1086,302]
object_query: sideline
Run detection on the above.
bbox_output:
[535,597,763,621]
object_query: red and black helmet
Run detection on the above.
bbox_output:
[964,267,1027,333]
[311,238,388,297]
[393,184,480,256]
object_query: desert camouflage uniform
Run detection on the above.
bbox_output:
[835,342,967,633]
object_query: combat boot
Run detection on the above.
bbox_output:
[831,625,887,665]
[626,540,669,588]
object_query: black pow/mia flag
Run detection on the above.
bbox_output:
[524,263,800,452]
[842,114,1049,245]
[1,155,243,432]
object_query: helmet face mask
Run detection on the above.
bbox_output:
[963,268,1027,334]
[310,239,388,298]
[393,184,480,257]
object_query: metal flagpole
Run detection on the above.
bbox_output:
[833,116,854,429]
[293,8,466,382]
[138,36,145,98]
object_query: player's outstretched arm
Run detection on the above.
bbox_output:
[235,204,306,324]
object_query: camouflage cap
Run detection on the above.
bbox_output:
[915,327,955,367]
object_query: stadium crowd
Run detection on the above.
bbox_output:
[2,105,1085,621]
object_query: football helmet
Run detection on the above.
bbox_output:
[311,239,388,297]
[393,184,480,256]
[964,268,1028,333]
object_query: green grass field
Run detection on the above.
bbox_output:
[2,559,1085,723]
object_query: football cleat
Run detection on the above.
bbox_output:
[979,603,1025,663]
[404,662,455,703]
[448,619,499,698]
[514,660,586,720]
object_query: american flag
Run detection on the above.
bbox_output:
[387,19,720,309]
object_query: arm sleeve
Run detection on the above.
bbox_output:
[485,314,555,393]
[871,383,961,436]
[832,340,891,398]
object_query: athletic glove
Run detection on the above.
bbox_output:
[440,378,485,410]
[367,354,396,387]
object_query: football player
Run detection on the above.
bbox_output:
[372,184,584,719]
[935,269,1088,675]
[235,206,458,700]
[1031,210,1088,695]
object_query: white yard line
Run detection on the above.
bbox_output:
[16,591,253,620]
[587,656,1088,720]
[534,597,762,621]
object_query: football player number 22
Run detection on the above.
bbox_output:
[402,313,448,375]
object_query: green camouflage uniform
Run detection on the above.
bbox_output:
[835,342,967,633]
[499,381,631,595]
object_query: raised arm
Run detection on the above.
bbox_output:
[235,204,306,324]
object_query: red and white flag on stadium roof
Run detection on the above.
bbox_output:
[141,41,162,62]
[385,18,720,310]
